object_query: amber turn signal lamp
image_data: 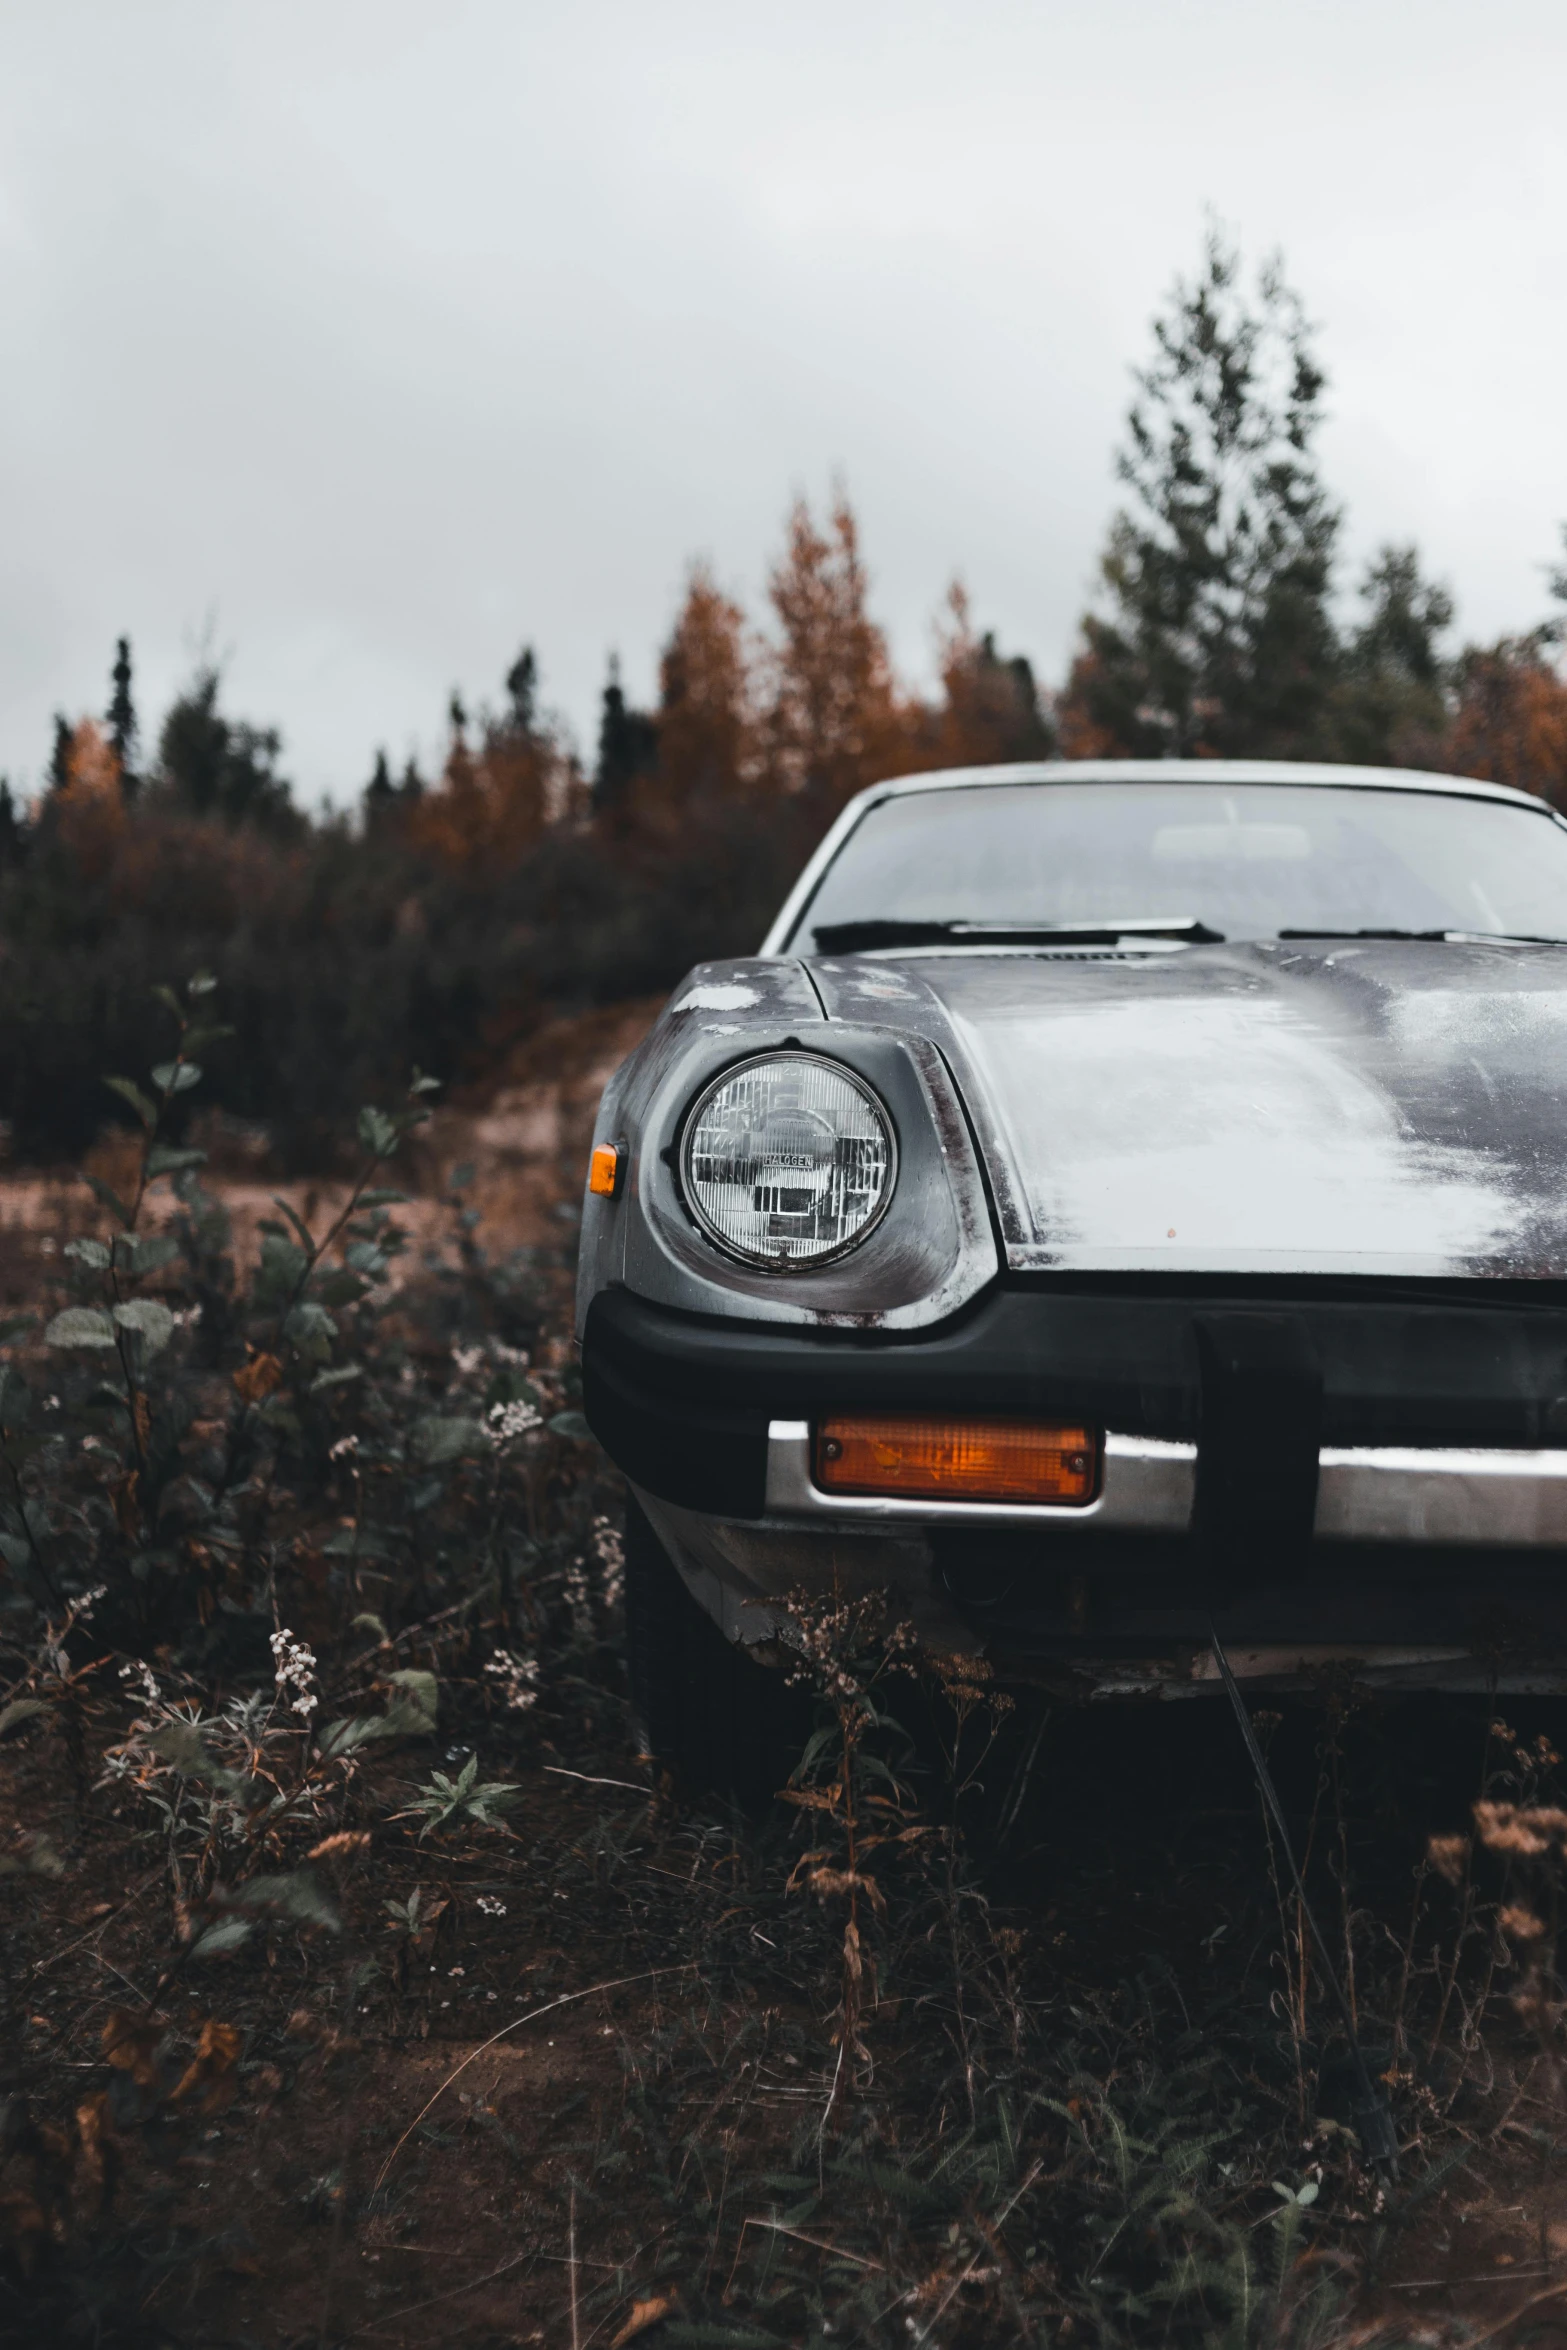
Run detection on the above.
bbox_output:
[814,1414,1098,1505]
[588,1142,625,1199]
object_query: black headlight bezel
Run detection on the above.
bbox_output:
[677,1049,900,1272]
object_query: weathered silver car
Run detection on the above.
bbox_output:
[578,758,1567,1791]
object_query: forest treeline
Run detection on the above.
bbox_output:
[5,232,1567,1163]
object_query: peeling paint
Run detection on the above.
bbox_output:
[672,983,760,1012]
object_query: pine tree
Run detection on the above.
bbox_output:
[593,655,658,812]
[1060,231,1340,759]
[504,649,537,738]
[363,749,396,825]
[1325,545,1454,767]
[935,585,1056,764]
[1348,546,1453,685]
[107,634,138,795]
[48,715,72,795]
[0,781,23,863]
[157,665,300,835]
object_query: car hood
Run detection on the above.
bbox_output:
[809,940,1567,1279]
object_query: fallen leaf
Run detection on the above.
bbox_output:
[101,2010,164,2091]
[170,2019,243,2115]
[233,1351,284,1404]
[611,2296,674,2348]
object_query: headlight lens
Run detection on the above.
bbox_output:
[681,1054,896,1268]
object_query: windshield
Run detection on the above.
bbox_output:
[788,780,1567,949]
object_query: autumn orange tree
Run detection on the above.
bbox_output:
[1447,634,1567,807]
[602,492,1051,837]
[406,682,571,873]
[617,566,759,827]
[759,492,913,822]
[52,720,127,877]
[930,583,1056,770]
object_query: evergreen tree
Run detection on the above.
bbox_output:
[363,748,396,825]
[1061,231,1340,759]
[0,780,24,863]
[107,634,138,794]
[1348,545,1453,684]
[976,635,1054,757]
[936,587,1057,763]
[504,648,537,738]
[593,655,659,811]
[157,665,301,835]
[1324,544,1454,766]
[48,715,72,795]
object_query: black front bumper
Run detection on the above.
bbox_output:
[583,1276,1567,1517]
[585,1280,1567,1666]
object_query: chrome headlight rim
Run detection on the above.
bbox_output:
[678,1049,899,1272]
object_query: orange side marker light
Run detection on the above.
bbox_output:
[815,1414,1098,1506]
[588,1142,625,1199]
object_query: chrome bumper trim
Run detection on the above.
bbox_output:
[763,1422,1197,1530]
[764,1424,1567,1548]
[1315,1445,1567,1546]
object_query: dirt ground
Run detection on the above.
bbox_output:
[13,1688,1567,2345]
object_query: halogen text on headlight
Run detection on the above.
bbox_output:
[681,1054,896,1268]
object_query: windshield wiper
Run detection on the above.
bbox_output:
[810,916,1225,953]
[1277,927,1567,945]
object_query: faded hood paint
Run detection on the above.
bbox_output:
[809,940,1567,1280]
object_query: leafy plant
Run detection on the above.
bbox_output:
[399,1751,524,1839]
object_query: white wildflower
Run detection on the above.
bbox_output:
[329,1434,359,1461]
[476,1894,507,1917]
[449,1343,485,1379]
[118,1657,161,1706]
[484,1648,539,1712]
[270,1628,319,1719]
[486,1399,542,1449]
[591,1516,625,1611]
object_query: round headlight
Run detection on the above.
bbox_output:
[681,1054,896,1269]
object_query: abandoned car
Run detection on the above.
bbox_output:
[577,758,1567,1788]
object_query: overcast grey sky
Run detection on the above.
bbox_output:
[2,0,1565,803]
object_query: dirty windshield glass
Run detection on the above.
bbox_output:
[792,782,1567,947]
